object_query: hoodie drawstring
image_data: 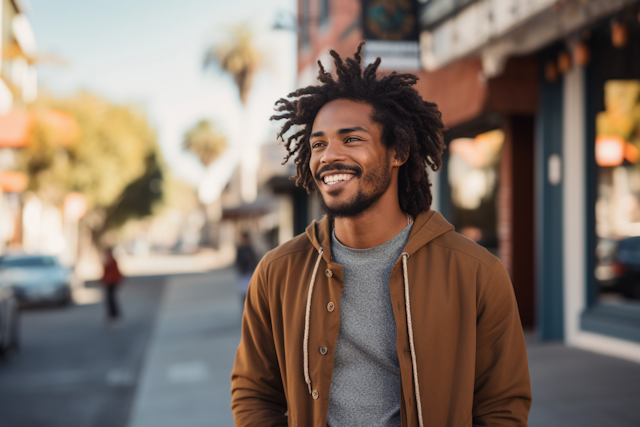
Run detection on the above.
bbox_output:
[402,252,424,427]
[303,248,423,426]
[304,247,324,394]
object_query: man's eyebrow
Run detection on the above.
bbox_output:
[309,127,370,139]
[338,127,369,134]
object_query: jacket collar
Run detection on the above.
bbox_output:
[305,209,454,264]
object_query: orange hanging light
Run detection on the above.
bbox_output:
[611,20,628,48]
[558,51,572,74]
[573,42,590,66]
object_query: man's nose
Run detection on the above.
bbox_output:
[320,140,346,164]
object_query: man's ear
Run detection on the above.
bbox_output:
[391,146,410,167]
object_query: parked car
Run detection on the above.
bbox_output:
[0,255,73,307]
[597,237,640,299]
[0,278,19,356]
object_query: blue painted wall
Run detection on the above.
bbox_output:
[536,47,565,340]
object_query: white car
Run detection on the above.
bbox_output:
[0,255,73,307]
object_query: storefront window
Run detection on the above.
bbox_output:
[594,80,640,303]
[448,129,503,255]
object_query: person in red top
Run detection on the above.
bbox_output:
[101,247,124,322]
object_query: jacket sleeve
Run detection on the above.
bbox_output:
[231,258,288,426]
[473,260,532,426]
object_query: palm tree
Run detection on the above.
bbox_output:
[204,24,264,105]
[182,120,228,167]
[203,24,265,202]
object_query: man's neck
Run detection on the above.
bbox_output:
[333,197,409,249]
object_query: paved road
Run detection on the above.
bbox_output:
[3,267,640,427]
[0,275,165,427]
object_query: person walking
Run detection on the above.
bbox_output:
[230,42,531,426]
[101,247,123,323]
[235,232,258,309]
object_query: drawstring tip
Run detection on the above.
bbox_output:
[307,383,312,394]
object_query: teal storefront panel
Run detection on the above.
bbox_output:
[537,46,565,341]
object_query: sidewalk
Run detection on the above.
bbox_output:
[128,268,241,427]
[129,267,640,427]
[527,340,640,426]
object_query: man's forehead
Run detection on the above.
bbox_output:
[311,99,374,133]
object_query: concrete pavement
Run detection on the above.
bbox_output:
[528,340,640,426]
[128,268,240,427]
[128,267,640,427]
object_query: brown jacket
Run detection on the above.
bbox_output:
[231,210,531,426]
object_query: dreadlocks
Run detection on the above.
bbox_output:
[270,41,446,217]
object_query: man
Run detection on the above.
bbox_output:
[231,42,531,426]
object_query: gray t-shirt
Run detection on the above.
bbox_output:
[327,223,413,427]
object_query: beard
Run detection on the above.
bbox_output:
[314,160,392,219]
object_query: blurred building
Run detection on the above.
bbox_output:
[0,0,37,254]
[296,0,640,362]
[0,0,37,111]
[212,139,318,261]
[0,2,88,268]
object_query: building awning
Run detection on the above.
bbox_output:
[0,171,28,193]
[420,0,634,76]
[419,0,478,30]
[222,199,275,220]
[0,111,31,147]
[265,175,307,195]
[0,110,78,148]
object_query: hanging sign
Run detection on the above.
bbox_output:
[362,0,420,71]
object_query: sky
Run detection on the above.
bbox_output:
[28,0,297,195]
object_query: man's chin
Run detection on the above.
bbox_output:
[324,187,345,197]
[318,194,373,219]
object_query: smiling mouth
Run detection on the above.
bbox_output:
[323,173,355,186]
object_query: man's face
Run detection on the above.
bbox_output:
[309,99,395,218]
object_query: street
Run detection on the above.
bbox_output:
[0,275,165,427]
[1,267,640,427]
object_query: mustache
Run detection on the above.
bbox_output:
[314,164,362,181]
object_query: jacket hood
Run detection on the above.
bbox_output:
[305,210,454,264]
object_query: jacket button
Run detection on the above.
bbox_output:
[325,269,333,278]
[327,302,335,312]
[319,346,328,355]
[312,389,319,400]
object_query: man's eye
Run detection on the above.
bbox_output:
[312,141,323,148]
[346,137,360,143]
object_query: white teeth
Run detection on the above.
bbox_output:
[323,174,353,185]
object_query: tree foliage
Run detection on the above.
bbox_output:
[182,119,228,167]
[22,92,166,239]
[102,153,164,232]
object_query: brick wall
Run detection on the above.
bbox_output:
[297,0,362,82]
